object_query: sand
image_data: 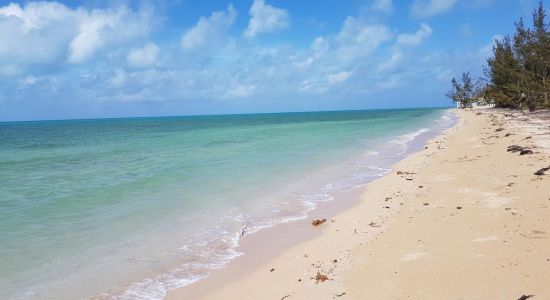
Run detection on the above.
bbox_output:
[167,109,550,300]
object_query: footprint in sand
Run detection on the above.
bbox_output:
[401,252,428,262]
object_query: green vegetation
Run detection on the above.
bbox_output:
[448,2,550,110]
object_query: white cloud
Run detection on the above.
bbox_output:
[396,23,433,46]
[127,43,159,68]
[68,6,152,63]
[0,1,153,71]
[0,2,73,31]
[377,51,403,72]
[335,17,393,62]
[372,0,393,13]
[328,71,352,85]
[411,0,458,18]
[181,5,236,50]
[244,0,289,38]
[0,2,77,69]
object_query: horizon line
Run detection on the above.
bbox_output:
[0,105,454,124]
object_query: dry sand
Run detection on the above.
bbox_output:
[167,109,550,300]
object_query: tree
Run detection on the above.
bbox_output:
[530,1,550,107]
[485,36,527,108]
[446,72,479,107]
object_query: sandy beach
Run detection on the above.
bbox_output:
[167,109,550,299]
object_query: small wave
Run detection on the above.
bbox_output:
[391,128,431,146]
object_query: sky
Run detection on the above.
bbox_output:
[0,0,545,121]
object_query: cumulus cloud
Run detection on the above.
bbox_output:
[68,6,152,63]
[127,43,159,68]
[0,2,76,74]
[0,1,153,73]
[396,23,433,46]
[244,0,289,38]
[371,0,394,13]
[291,16,393,94]
[181,5,236,50]
[411,0,458,18]
[335,17,393,63]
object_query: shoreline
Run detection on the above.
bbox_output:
[167,109,550,299]
[164,109,459,299]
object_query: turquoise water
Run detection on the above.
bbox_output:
[0,108,455,299]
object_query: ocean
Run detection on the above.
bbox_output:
[0,108,456,299]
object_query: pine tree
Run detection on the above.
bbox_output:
[446,72,478,107]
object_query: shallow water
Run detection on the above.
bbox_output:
[0,108,455,299]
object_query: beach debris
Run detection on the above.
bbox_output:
[457,206,463,210]
[507,145,534,155]
[525,136,532,139]
[369,221,381,227]
[385,197,392,201]
[495,128,505,132]
[507,145,524,152]
[333,259,338,263]
[418,185,424,188]
[312,219,327,226]
[476,112,482,115]
[336,292,347,297]
[517,295,534,300]
[423,202,430,206]
[270,268,275,272]
[520,149,534,155]
[281,295,290,300]
[314,272,329,283]
[505,133,513,137]
[405,178,414,181]
[397,170,416,175]
[534,166,550,176]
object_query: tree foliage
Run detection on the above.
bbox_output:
[446,72,479,107]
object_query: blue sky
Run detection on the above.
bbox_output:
[0,0,544,121]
